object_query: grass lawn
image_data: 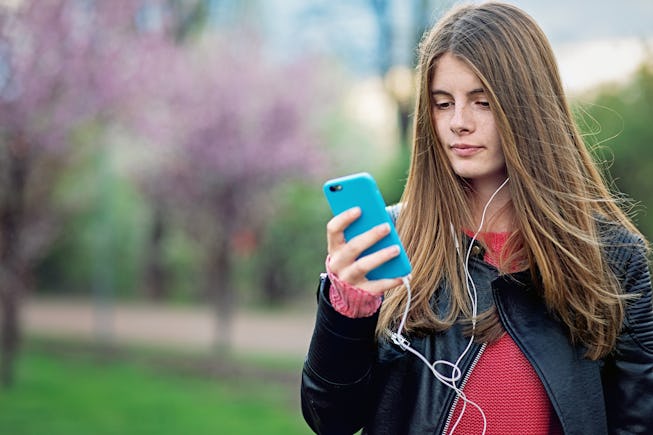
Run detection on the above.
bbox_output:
[0,342,310,435]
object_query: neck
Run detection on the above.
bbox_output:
[468,178,514,233]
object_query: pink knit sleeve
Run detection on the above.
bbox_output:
[325,256,383,318]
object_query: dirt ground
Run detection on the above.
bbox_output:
[23,297,317,358]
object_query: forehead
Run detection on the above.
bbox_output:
[431,53,483,90]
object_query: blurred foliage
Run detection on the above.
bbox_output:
[253,182,330,306]
[375,144,411,206]
[0,0,189,385]
[33,56,653,308]
[35,139,148,298]
[158,224,205,303]
[3,0,411,314]
[575,55,653,239]
[35,135,206,302]
[23,7,653,313]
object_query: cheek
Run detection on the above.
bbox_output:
[494,139,507,167]
[482,117,502,147]
[432,112,449,140]
[494,132,504,158]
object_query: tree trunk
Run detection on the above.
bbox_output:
[211,234,234,352]
[0,137,29,388]
[144,204,167,300]
[260,254,287,306]
[398,106,411,147]
[0,288,19,388]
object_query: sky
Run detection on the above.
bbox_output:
[509,0,653,44]
[234,0,653,93]
[509,0,653,92]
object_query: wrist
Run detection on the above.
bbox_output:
[326,256,383,318]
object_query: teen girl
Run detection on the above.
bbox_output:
[301,2,653,434]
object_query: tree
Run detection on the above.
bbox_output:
[0,0,172,387]
[578,55,653,239]
[134,34,327,350]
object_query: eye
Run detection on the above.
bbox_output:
[476,101,490,108]
[433,101,453,110]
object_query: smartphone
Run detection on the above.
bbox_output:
[323,172,412,280]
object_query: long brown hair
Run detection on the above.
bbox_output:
[377,2,646,359]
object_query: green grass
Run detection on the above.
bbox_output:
[0,346,311,435]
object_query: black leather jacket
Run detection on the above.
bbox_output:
[301,227,653,434]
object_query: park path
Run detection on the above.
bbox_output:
[23,297,316,358]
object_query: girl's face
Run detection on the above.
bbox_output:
[431,53,506,191]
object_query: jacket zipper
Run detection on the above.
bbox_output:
[440,342,487,435]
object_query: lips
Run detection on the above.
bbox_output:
[450,143,483,157]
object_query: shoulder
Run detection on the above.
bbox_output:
[601,224,653,361]
[598,218,646,246]
[598,219,647,266]
[596,220,653,353]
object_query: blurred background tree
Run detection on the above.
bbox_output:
[128,34,328,350]
[0,0,174,386]
[576,52,653,240]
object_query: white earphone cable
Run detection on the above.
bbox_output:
[390,177,510,435]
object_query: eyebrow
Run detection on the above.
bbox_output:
[431,88,486,97]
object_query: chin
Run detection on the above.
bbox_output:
[452,169,481,179]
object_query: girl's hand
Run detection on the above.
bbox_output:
[326,207,404,295]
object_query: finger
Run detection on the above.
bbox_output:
[338,244,401,286]
[358,277,404,296]
[341,245,401,283]
[326,207,361,253]
[329,222,391,272]
[342,222,392,262]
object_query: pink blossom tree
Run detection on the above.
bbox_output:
[133,34,328,349]
[0,0,173,387]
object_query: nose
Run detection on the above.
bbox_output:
[450,104,473,135]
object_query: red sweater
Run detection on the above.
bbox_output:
[447,232,562,434]
[447,333,562,434]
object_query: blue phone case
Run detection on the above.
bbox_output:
[323,172,412,280]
